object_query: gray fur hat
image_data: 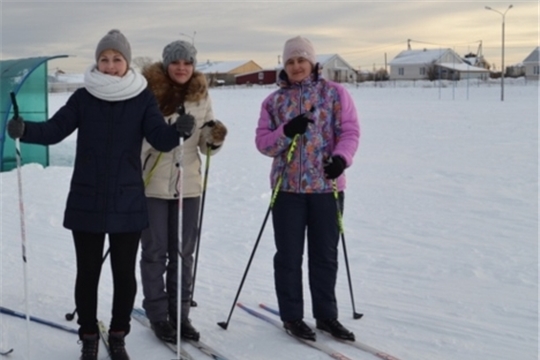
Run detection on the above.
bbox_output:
[162,40,197,70]
[95,29,131,66]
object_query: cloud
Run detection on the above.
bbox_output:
[2,1,538,72]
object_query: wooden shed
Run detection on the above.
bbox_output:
[197,60,262,86]
[235,69,277,85]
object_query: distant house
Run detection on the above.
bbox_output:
[523,47,539,81]
[196,60,262,86]
[235,69,277,85]
[389,48,489,81]
[506,63,525,78]
[274,54,357,84]
[316,54,356,83]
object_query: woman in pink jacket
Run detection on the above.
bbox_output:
[255,36,360,342]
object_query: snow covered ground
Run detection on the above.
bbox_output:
[1,79,538,360]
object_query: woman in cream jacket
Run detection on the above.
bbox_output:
[140,40,227,344]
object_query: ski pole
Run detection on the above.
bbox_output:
[190,145,211,306]
[0,306,78,335]
[65,247,111,321]
[10,91,31,359]
[176,105,186,360]
[218,136,299,330]
[332,180,363,320]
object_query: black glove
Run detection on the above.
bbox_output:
[283,113,313,138]
[176,113,195,139]
[324,156,346,179]
[7,116,25,139]
[201,120,227,149]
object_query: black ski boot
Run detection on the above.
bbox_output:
[108,331,130,360]
[316,318,355,341]
[180,318,200,341]
[79,333,99,360]
[151,321,177,344]
[283,319,316,341]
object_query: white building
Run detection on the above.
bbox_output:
[316,54,356,83]
[523,47,539,81]
[389,48,489,81]
[276,54,357,83]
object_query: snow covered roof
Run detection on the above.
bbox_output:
[316,54,336,64]
[389,49,451,65]
[196,60,250,73]
[438,63,489,72]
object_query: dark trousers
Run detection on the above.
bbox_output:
[73,231,140,338]
[272,191,343,322]
[140,197,200,323]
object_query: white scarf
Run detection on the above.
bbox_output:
[84,65,147,101]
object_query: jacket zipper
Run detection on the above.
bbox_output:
[102,103,114,231]
[297,85,304,193]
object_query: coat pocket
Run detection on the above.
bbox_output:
[116,185,145,213]
[66,184,97,211]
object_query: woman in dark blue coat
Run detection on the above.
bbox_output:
[7,29,194,360]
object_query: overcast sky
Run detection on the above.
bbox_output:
[1,1,538,73]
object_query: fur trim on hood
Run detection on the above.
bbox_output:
[142,62,208,116]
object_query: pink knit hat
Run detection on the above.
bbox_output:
[282,36,316,65]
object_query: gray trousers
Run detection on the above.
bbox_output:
[140,196,200,323]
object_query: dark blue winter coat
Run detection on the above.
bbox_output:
[21,88,180,233]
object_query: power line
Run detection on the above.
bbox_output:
[339,40,405,56]
[408,38,483,47]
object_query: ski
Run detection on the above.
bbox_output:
[236,303,354,360]
[0,306,78,335]
[259,303,402,360]
[97,320,110,354]
[131,308,195,360]
[0,348,13,356]
[132,307,234,360]
[185,339,233,360]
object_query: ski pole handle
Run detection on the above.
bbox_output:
[177,104,186,116]
[10,92,19,118]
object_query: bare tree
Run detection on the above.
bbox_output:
[476,57,491,70]
[132,56,154,71]
[374,68,389,81]
[464,52,491,70]
[426,61,439,81]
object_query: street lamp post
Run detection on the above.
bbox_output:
[485,4,513,101]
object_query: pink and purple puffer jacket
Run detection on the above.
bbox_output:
[255,72,360,193]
